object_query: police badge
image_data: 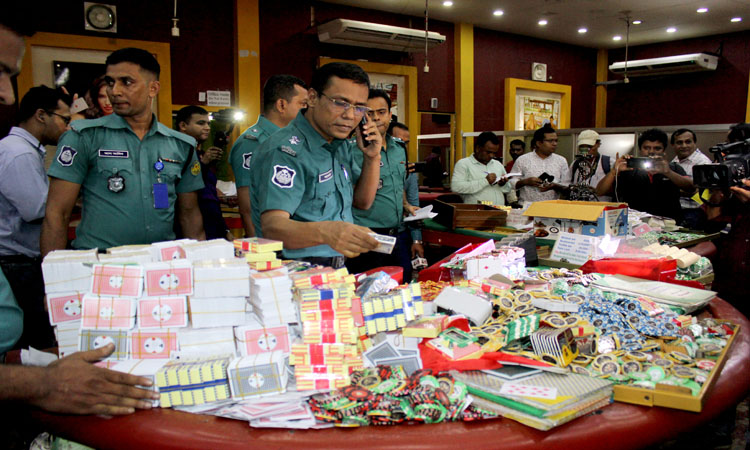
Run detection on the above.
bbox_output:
[242,153,252,169]
[57,145,78,166]
[108,173,125,193]
[271,165,296,189]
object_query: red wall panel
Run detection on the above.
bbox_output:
[259,1,455,113]
[606,30,750,127]
[473,27,598,132]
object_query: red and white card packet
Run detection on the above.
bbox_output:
[150,239,197,261]
[42,249,98,294]
[138,296,188,329]
[81,294,136,330]
[47,291,85,325]
[182,239,235,262]
[143,261,193,297]
[235,315,290,356]
[90,264,144,298]
[128,330,179,359]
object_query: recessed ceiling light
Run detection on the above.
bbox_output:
[697,7,708,13]
[578,27,587,34]
[442,1,453,6]
[731,17,742,22]
[538,19,548,26]
[666,27,677,33]
[632,20,642,25]
[612,35,622,41]
[493,9,504,16]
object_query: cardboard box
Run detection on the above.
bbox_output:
[523,200,628,239]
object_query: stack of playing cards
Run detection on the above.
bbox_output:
[290,267,361,390]
[227,351,289,400]
[234,313,291,356]
[42,249,98,294]
[234,238,284,271]
[363,340,422,375]
[155,355,233,407]
[369,232,397,254]
[181,239,235,261]
[426,327,483,360]
[361,284,424,335]
[149,239,197,261]
[530,326,579,367]
[248,269,296,325]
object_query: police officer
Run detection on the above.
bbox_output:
[346,89,423,279]
[41,48,205,256]
[249,62,381,267]
[229,75,308,237]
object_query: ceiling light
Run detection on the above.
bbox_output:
[442,1,453,6]
[731,17,742,22]
[612,35,622,41]
[697,7,708,13]
[578,27,587,34]
[538,19,548,26]
[666,27,677,33]
[632,20,642,25]
[493,9,504,16]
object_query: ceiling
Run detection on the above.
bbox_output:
[322,0,750,49]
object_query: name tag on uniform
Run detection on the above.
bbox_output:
[319,169,333,183]
[98,149,129,158]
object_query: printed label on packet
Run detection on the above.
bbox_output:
[370,233,396,254]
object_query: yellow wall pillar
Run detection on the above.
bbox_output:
[234,0,261,133]
[595,49,608,128]
[453,22,474,172]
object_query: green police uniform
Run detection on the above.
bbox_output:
[48,114,204,250]
[351,135,407,228]
[229,115,280,188]
[249,112,356,259]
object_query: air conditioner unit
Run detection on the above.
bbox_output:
[318,19,446,52]
[609,53,718,77]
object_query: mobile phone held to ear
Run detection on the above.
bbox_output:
[359,116,372,146]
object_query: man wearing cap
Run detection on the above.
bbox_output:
[41,47,205,256]
[567,130,613,202]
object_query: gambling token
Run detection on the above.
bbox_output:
[499,297,514,310]
[564,315,580,326]
[548,317,567,328]
[646,365,666,382]
[696,360,715,371]
[573,354,593,365]
[600,361,620,375]
[653,358,673,369]
[667,351,693,365]
[625,351,648,361]
[359,375,381,389]
[593,354,615,367]
[622,361,642,374]
[515,292,532,304]
[566,294,584,304]
[572,365,591,376]
[700,343,722,355]
[672,366,695,379]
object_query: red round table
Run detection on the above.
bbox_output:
[29,298,750,450]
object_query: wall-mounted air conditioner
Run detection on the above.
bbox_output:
[318,19,446,52]
[609,53,718,77]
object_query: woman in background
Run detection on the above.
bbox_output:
[71,75,113,121]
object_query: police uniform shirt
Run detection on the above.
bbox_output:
[351,135,406,229]
[228,115,280,188]
[249,112,355,259]
[48,114,204,249]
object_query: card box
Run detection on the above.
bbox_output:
[81,295,136,330]
[47,291,85,325]
[143,261,193,297]
[90,264,144,298]
[138,296,188,329]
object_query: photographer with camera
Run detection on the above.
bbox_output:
[597,128,692,222]
[567,130,613,202]
[698,123,750,317]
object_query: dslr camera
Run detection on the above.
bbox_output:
[692,138,750,190]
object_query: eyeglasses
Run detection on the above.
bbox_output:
[543,138,559,143]
[319,92,371,116]
[46,111,71,125]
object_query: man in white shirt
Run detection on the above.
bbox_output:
[451,131,511,205]
[670,128,712,179]
[514,125,570,204]
[670,128,710,228]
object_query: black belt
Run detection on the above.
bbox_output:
[370,227,399,236]
[0,254,41,264]
[298,256,346,269]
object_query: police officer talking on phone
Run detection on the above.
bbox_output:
[597,128,692,222]
[249,62,380,268]
[41,48,205,256]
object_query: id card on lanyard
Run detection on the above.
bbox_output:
[153,159,168,209]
